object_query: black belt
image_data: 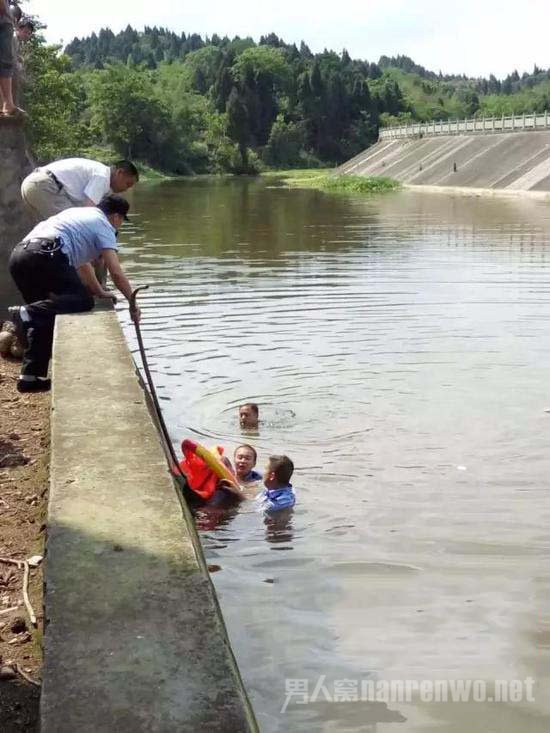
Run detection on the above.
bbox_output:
[43,169,64,192]
[18,237,64,256]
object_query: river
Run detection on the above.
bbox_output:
[118,178,550,732]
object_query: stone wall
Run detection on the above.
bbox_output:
[338,131,550,193]
[0,117,34,315]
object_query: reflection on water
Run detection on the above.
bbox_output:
[119,179,550,732]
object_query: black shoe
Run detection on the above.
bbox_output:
[8,306,29,350]
[16,378,51,393]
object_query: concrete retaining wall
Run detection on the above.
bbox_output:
[0,117,34,315]
[42,307,257,732]
[338,131,550,192]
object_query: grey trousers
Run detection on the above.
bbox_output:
[21,169,75,222]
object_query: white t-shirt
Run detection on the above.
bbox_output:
[42,158,111,206]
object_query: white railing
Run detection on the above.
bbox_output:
[379,112,550,140]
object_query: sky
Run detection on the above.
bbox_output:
[37,0,550,79]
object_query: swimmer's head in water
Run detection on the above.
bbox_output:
[234,444,257,480]
[264,455,294,489]
[239,403,259,428]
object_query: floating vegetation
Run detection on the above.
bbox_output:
[267,170,400,194]
[320,174,400,194]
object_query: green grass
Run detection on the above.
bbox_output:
[321,175,400,193]
[265,170,400,195]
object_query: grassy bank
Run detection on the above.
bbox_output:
[136,163,178,181]
[263,169,400,194]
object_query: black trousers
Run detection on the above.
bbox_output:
[8,241,95,377]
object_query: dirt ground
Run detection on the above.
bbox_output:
[0,356,49,732]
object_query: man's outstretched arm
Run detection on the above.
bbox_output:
[101,248,141,322]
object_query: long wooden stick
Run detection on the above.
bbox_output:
[0,556,23,566]
[0,557,37,626]
[0,606,20,616]
[13,663,41,687]
[21,561,36,627]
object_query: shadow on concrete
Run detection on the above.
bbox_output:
[0,681,40,733]
[42,518,257,733]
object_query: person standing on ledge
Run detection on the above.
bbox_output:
[0,0,23,117]
[21,158,139,221]
[8,194,140,393]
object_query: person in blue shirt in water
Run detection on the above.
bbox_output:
[257,455,296,512]
[233,444,262,483]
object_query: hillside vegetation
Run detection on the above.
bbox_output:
[22,26,550,174]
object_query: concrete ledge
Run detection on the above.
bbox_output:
[42,308,257,732]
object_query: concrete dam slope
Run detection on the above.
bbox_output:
[338,131,550,192]
[42,306,257,732]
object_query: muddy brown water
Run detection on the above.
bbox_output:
[118,179,550,732]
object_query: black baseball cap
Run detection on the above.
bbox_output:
[97,194,130,221]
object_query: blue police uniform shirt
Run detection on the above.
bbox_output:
[24,206,118,268]
[257,483,296,512]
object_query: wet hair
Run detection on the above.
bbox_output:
[18,19,35,31]
[234,444,257,463]
[267,455,294,484]
[112,160,140,181]
[239,402,259,416]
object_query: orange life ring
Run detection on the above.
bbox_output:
[179,439,242,500]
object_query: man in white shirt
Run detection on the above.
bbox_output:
[8,194,140,393]
[21,158,139,221]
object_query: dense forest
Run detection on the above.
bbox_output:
[21,24,550,174]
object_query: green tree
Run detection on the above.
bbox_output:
[212,60,234,112]
[231,46,291,146]
[263,115,304,167]
[183,46,222,93]
[23,43,86,162]
[226,86,251,171]
[87,63,177,168]
[202,110,241,172]
[456,87,480,116]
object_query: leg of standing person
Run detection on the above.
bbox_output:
[0,20,21,115]
[8,242,94,388]
[20,170,75,222]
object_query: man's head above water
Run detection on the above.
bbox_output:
[233,444,257,481]
[239,402,259,429]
